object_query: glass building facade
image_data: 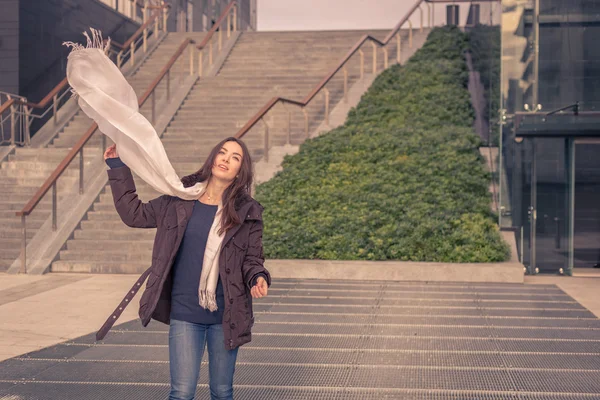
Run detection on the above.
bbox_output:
[500,0,600,274]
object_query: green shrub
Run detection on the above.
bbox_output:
[255,26,510,262]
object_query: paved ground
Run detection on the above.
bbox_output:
[1,274,600,399]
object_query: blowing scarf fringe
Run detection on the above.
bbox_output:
[64,28,225,312]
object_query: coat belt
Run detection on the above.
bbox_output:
[96,267,152,341]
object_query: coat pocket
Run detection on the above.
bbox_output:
[232,293,252,337]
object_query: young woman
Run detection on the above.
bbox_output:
[103,137,271,400]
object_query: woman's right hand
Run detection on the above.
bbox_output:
[104,144,118,160]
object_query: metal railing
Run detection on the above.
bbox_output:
[0,3,169,148]
[0,91,29,146]
[233,0,431,162]
[14,2,240,274]
[196,1,238,77]
[113,3,170,68]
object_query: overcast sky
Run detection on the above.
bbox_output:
[257,0,468,31]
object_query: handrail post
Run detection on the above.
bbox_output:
[209,42,214,65]
[219,24,223,51]
[143,3,148,23]
[408,20,413,48]
[20,216,26,274]
[383,47,389,70]
[53,94,58,125]
[167,70,171,100]
[117,52,123,68]
[189,45,194,76]
[324,88,330,126]
[262,118,269,163]
[396,32,402,64]
[155,13,159,34]
[287,109,292,145]
[359,50,364,80]
[426,2,431,27]
[227,13,231,38]
[151,90,156,125]
[303,108,309,138]
[343,67,348,103]
[143,27,148,52]
[52,183,57,231]
[25,106,31,146]
[180,51,185,81]
[198,50,203,77]
[371,42,377,74]
[163,7,168,32]
[10,103,16,145]
[79,148,84,195]
[233,6,237,32]
[130,42,136,66]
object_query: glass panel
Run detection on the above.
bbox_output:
[500,1,535,229]
[534,138,569,273]
[574,141,600,268]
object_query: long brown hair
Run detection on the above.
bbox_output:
[181,137,253,235]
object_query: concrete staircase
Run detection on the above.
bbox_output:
[0,33,206,273]
[51,29,430,274]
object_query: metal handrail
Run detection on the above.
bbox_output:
[196,1,237,76]
[234,0,428,155]
[15,2,241,273]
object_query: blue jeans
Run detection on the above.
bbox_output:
[168,319,239,400]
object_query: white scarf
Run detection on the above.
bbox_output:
[65,29,223,311]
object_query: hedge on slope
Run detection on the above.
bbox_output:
[254,26,510,262]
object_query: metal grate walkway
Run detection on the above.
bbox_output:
[1,279,600,399]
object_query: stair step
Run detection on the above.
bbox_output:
[66,239,154,252]
[73,229,157,240]
[59,249,152,262]
[51,261,149,274]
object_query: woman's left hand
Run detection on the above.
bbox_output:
[251,277,268,299]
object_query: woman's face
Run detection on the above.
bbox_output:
[211,141,244,183]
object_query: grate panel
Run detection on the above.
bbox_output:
[252,322,372,335]
[275,297,379,306]
[72,345,170,362]
[19,344,90,360]
[266,305,378,314]
[502,353,600,370]
[481,309,597,318]
[0,359,62,380]
[72,331,167,346]
[347,365,515,391]
[249,334,359,349]
[237,348,357,364]
[510,370,600,393]
[356,350,506,368]
[1,382,170,400]
[368,325,494,337]
[491,327,600,340]
[32,360,169,383]
[255,312,373,324]
[363,336,496,352]
[494,338,600,353]
[233,364,352,387]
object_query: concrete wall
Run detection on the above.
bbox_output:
[19,0,139,103]
[0,0,19,95]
